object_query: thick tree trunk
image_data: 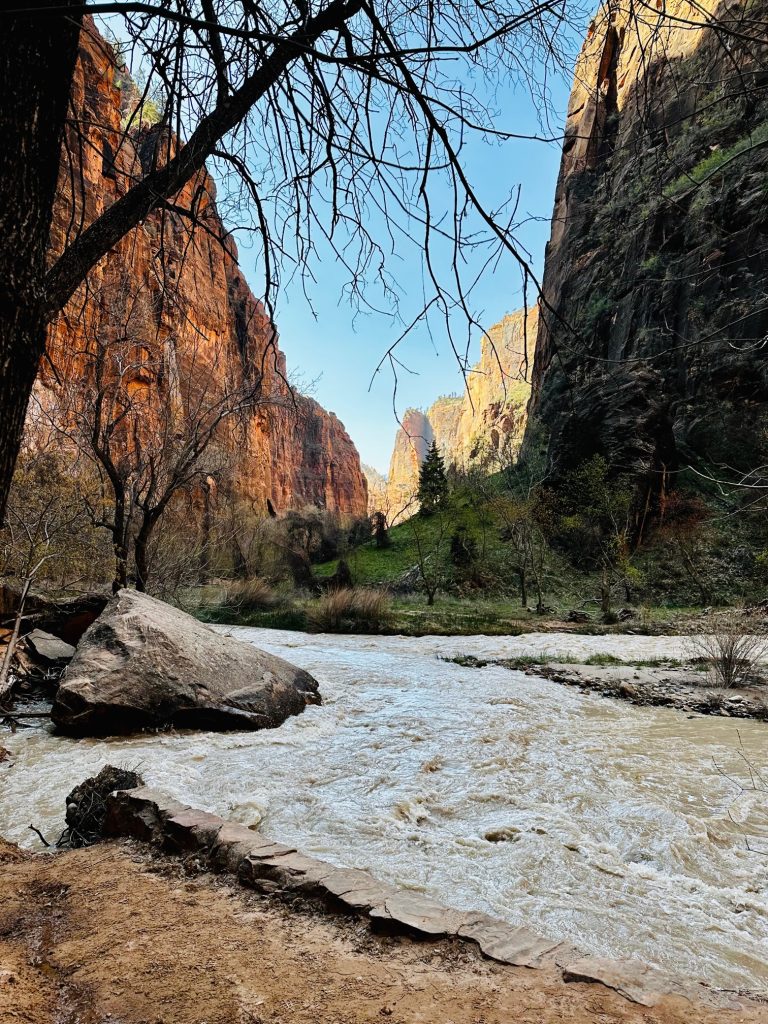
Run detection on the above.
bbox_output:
[112,497,130,594]
[134,519,156,594]
[0,2,82,522]
[134,537,150,594]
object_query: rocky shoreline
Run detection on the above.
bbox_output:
[4,834,761,1024]
[102,784,764,1011]
[533,663,768,720]
[450,656,768,721]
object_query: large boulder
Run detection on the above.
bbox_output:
[51,590,321,736]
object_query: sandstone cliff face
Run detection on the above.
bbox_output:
[386,408,433,519]
[361,464,388,515]
[529,0,768,506]
[384,309,536,519]
[39,19,367,522]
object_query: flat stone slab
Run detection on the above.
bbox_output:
[241,850,330,893]
[165,808,231,850]
[370,892,465,938]
[562,955,673,1007]
[459,914,561,966]
[25,629,76,663]
[320,868,396,911]
[105,786,191,839]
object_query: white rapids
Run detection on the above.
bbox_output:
[1,628,767,994]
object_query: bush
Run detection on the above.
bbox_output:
[687,614,768,688]
[306,587,392,633]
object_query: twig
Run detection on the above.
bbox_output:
[28,824,51,848]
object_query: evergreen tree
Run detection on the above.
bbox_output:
[417,441,448,515]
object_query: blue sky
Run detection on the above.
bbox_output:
[232,72,576,475]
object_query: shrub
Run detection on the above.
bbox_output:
[306,587,392,633]
[687,614,768,688]
[219,577,283,613]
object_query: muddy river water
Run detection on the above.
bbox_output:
[1,628,767,994]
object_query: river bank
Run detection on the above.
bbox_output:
[2,835,765,1024]
[446,654,768,720]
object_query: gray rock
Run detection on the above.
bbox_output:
[52,589,321,735]
[25,629,76,664]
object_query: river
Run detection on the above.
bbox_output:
[1,628,767,995]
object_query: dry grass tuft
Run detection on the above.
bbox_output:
[306,587,392,633]
[220,577,283,613]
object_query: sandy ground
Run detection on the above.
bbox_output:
[1,839,766,1024]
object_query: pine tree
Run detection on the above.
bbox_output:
[417,440,448,515]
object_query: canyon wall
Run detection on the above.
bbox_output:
[361,464,388,515]
[383,308,537,519]
[39,19,367,524]
[529,0,768,508]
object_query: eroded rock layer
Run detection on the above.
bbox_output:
[39,19,367,521]
[384,309,537,518]
[529,0,768,505]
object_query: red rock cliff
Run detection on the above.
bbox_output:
[39,19,367,521]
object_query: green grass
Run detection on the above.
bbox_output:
[315,490,510,586]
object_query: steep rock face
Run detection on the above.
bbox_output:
[386,408,433,519]
[453,308,538,466]
[529,0,768,508]
[384,309,536,519]
[362,464,388,515]
[40,19,367,521]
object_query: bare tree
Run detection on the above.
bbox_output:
[688,615,768,690]
[42,273,269,592]
[409,508,449,605]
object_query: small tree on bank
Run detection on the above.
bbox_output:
[418,441,448,516]
[558,455,637,621]
[372,510,390,549]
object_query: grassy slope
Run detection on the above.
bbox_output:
[315,484,509,583]
[195,473,765,636]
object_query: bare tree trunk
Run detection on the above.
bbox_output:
[199,479,214,583]
[0,578,32,705]
[600,568,612,617]
[0,2,82,521]
[134,519,155,593]
[519,568,528,608]
[112,496,130,593]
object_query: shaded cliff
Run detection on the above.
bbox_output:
[39,19,367,521]
[384,309,536,519]
[529,0,768,512]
